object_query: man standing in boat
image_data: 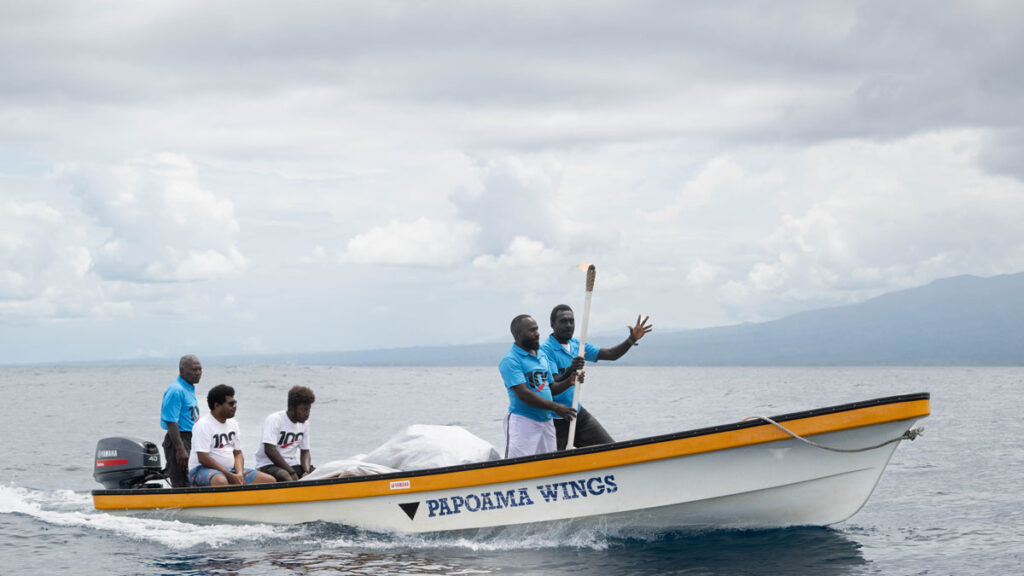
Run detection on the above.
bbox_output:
[255,385,316,482]
[541,305,653,450]
[499,314,578,458]
[160,354,202,487]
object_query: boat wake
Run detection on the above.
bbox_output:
[2,482,682,552]
[0,483,295,550]
[304,520,638,551]
[1,481,862,566]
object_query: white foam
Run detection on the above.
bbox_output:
[1,483,667,552]
[315,521,615,551]
[1,483,297,550]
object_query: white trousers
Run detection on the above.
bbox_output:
[504,413,556,459]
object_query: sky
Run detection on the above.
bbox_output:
[3,1,1024,364]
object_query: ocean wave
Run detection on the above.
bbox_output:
[0,483,296,550]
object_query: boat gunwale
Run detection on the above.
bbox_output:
[92,392,929,498]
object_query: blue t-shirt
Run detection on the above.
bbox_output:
[160,376,199,432]
[499,345,556,422]
[540,334,599,409]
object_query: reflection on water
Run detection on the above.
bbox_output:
[154,549,483,575]
[152,554,244,575]
[599,528,867,576]
[151,526,866,576]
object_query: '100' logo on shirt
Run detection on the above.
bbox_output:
[526,370,549,392]
[213,431,236,449]
[278,431,304,448]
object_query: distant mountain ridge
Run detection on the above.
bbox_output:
[232,272,1024,366]
[636,272,1024,365]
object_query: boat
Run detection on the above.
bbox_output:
[92,392,929,532]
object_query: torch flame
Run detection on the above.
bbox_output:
[579,263,596,291]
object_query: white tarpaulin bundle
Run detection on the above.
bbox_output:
[300,458,398,481]
[300,425,499,481]
[363,424,500,470]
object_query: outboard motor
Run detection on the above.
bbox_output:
[93,437,166,489]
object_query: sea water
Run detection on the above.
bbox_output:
[0,365,1021,575]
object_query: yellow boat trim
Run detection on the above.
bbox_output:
[94,397,929,511]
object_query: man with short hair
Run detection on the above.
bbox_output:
[499,314,577,459]
[255,386,316,482]
[187,384,275,487]
[541,305,653,450]
[160,354,202,487]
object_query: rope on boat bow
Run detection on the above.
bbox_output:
[742,415,925,453]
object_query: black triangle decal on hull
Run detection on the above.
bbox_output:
[399,502,420,520]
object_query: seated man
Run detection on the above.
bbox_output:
[255,385,316,482]
[188,384,275,487]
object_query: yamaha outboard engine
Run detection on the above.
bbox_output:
[93,437,166,489]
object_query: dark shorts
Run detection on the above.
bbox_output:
[189,466,260,487]
[259,464,315,480]
[161,431,192,488]
[554,406,614,450]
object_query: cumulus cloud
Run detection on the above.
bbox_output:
[0,202,62,298]
[686,259,724,288]
[645,156,784,223]
[299,245,329,266]
[711,130,1024,318]
[453,155,563,255]
[55,154,246,282]
[0,197,100,317]
[752,207,850,292]
[472,236,560,269]
[4,2,1024,361]
[340,217,479,267]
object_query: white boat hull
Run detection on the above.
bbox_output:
[95,394,929,532]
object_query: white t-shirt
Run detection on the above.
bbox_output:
[188,414,243,471]
[255,410,311,468]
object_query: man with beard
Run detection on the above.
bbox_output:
[498,314,577,458]
[541,305,653,449]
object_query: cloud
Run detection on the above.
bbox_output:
[753,206,850,292]
[0,202,61,298]
[713,130,1024,318]
[979,128,1024,181]
[0,197,98,313]
[453,155,562,254]
[2,2,1021,154]
[4,2,1024,361]
[299,245,329,266]
[645,156,784,222]
[340,217,479,267]
[472,236,560,269]
[686,259,724,288]
[55,154,246,282]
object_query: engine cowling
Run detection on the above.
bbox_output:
[93,437,165,489]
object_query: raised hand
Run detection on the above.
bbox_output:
[628,315,653,343]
